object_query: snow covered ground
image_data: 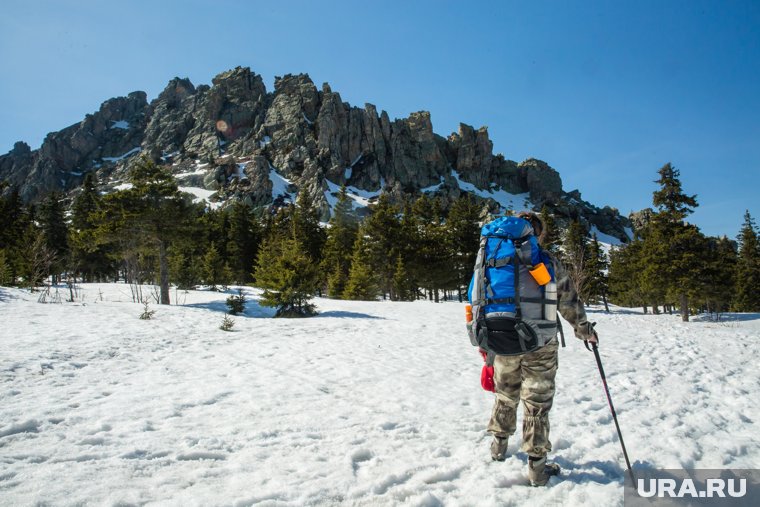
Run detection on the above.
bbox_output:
[1,284,759,506]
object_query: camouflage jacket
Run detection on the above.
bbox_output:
[549,254,596,341]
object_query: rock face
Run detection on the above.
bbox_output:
[0,66,631,242]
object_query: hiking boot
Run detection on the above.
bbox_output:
[527,456,560,486]
[490,436,509,461]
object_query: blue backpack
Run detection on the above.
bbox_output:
[467,216,559,356]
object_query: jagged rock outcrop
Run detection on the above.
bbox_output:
[0,65,632,242]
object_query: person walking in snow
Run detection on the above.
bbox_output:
[468,211,598,486]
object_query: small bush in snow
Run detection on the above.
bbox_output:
[226,289,246,315]
[220,314,235,331]
[140,301,156,320]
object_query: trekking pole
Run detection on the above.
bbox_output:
[592,343,636,485]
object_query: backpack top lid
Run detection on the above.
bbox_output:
[481,216,534,239]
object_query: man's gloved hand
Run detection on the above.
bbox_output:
[478,348,495,391]
[583,322,598,350]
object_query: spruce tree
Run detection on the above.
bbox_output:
[648,163,702,321]
[322,186,358,298]
[37,192,69,283]
[225,201,261,284]
[92,158,199,304]
[410,194,450,302]
[0,185,31,285]
[609,240,647,311]
[562,219,590,299]
[69,173,113,282]
[392,254,415,301]
[254,213,320,317]
[446,195,481,301]
[292,189,326,267]
[698,236,737,317]
[735,210,760,311]
[0,248,10,286]
[539,205,561,254]
[343,224,380,301]
[585,234,610,311]
[362,194,400,299]
[203,242,225,290]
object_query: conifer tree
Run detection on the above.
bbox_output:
[392,254,415,301]
[69,173,113,282]
[584,234,610,311]
[396,199,420,299]
[362,194,400,299]
[539,205,561,254]
[698,236,737,317]
[168,245,201,290]
[292,189,326,267]
[0,185,31,285]
[410,194,450,302]
[254,209,320,317]
[37,192,69,283]
[562,219,590,299]
[225,201,261,284]
[203,242,225,290]
[608,240,647,311]
[0,248,10,286]
[648,163,702,321]
[343,224,380,301]
[322,186,358,298]
[446,195,481,301]
[92,158,199,304]
[734,210,760,311]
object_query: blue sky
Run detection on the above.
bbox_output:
[1,0,758,238]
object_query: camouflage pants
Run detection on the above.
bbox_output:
[487,339,558,457]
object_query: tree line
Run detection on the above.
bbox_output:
[1,159,757,319]
[0,158,484,314]
[567,163,760,321]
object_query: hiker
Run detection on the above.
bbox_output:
[467,211,598,486]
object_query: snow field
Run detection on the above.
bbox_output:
[0,284,759,506]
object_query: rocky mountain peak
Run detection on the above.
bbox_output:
[0,66,632,242]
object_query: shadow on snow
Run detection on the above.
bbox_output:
[316,310,385,320]
[182,299,277,318]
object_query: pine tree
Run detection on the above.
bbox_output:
[698,236,737,318]
[362,194,400,299]
[539,205,561,254]
[392,254,414,301]
[37,192,69,284]
[0,248,10,286]
[648,163,702,321]
[735,210,760,311]
[168,245,201,290]
[202,242,225,290]
[446,195,481,301]
[410,194,450,302]
[225,201,261,284]
[69,173,113,282]
[0,185,31,285]
[92,158,199,304]
[292,189,326,268]
[584,234,610,311]
[562,219,590,299]
[652,163,698,222]
[609,240,647,310]
[343,225,380,301]
[322,186,358,298]
[254,221,320,317]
